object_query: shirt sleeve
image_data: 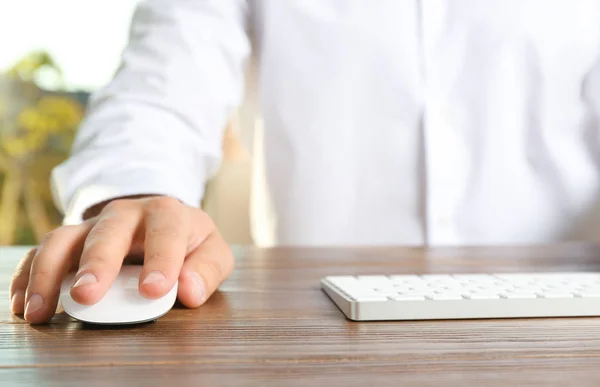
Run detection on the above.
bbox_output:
[50,0,251,225]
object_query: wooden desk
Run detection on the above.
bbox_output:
[2,244,600,386]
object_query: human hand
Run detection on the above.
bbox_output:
[9,196,234,324]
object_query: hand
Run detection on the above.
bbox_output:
[9,196,234,324]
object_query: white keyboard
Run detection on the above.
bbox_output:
[321,273,600,321]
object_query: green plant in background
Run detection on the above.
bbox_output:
[0,51,88,245]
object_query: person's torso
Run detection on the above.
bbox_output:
[247,0,600,246]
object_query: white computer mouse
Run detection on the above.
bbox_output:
[59,265,177,325]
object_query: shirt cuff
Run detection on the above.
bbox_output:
[51,168,204,225]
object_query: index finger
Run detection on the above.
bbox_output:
[70,201,142,305]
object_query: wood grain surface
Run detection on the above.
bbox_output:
[2,244,600,386]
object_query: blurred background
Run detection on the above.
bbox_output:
[0,0,140,246]
[0,0,272,247]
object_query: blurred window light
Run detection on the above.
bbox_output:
[0,0,141,90]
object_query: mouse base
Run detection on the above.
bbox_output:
[78,318,157,326]
[67,310,167,327]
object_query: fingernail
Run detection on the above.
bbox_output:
[142,271,166,285]
[72,273,98,288]
[11,290,24,313]
[25,294,45,316]
[189,272,206,302]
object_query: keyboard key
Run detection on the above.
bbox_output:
[581,287,600,292]
[504,287,540,292]
[536,293,573,299]
[499,293,538,299]
[372,284,397,291]
[437,282,464,289]
[356,276,392,286]
[574,292,600,298]
[469,295,502,300]
[408,284,430,291]
[512,285,544,290]
[467,289,501,295]
[400,291,435,297]
[426,294,464,300]
[461,284,486,290]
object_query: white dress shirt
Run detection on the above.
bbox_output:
[51,0,600,246]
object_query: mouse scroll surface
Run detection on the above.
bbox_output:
[59,266,178,325]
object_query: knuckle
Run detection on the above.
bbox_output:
[40,229,60,245]
[199,210,216,230]
[40,226,75,246]
[60,225,81,233]
[191,209,215,233]
[103,199,135,213]
[86,218,121,241]
[146,225,181,240]
[145,196,181,213]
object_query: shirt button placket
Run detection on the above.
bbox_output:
[418,1,462,246]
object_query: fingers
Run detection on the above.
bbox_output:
[177,228,234,308]
[11,194,232,325]
[139,197,191,298]
[70,200,142,305]
[22,224,91,324]
[9,248,37,314]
